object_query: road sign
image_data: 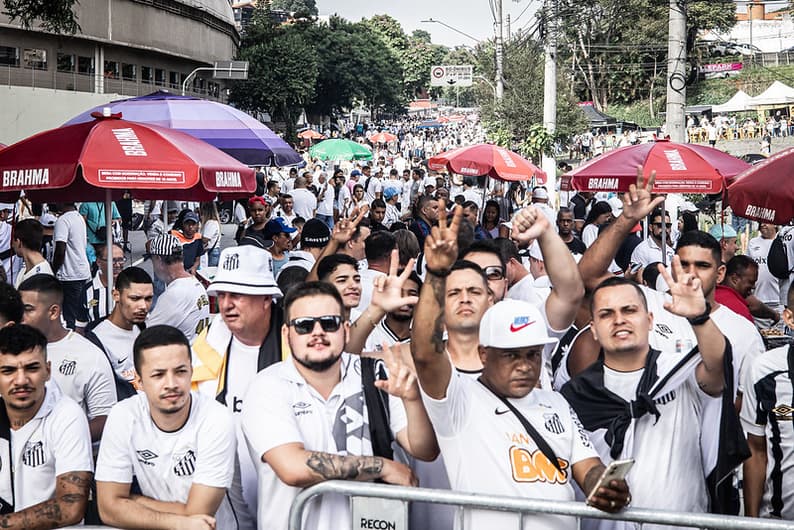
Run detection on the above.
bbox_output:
[430,65,473,87]
[213,61,249,80]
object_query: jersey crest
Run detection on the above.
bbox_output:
[22,441,46,467]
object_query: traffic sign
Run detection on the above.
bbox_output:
[430,65,473,87]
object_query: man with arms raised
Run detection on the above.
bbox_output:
[97,325,241,530]
[0,324,93,528]
[411,205,629,530]
[242,282,438,530]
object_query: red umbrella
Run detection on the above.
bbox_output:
[727,146,794,224]
[298,129,325,140]
[369,132,397,144]
[561,139,749,194]
[428,143,546,183]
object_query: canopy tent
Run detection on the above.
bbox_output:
[580,104,617,127]
[712,90,753,113]
[747,81,794,107]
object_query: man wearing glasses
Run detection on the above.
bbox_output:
[241,281,438,530]
[629,208,675,268]
[75,243,125,331]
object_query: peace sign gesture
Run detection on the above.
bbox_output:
[371,249,419,313]
[332,204,368,246]
[621,166,665,222]
[658,256,707,319]
[424,199,462,273]
[373,342,420,402]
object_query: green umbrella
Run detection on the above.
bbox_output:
[309,139,373,161]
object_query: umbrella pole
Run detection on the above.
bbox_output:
[661,196,667,266]
[105,189,114,312]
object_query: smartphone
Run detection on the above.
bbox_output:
[587,458,634,502]
[629,262,642,274]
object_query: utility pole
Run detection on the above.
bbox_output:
[506,14,511,42]
[666,0,687,143]
[542,0,558,199]
[495,0,504,99]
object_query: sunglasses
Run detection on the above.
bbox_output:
[288,315,343,335]
[483,265,506,281]
[653,222,672,228]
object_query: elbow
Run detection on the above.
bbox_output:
[412,444,439,462]
[273,466,316,489]
[62,498,89,527]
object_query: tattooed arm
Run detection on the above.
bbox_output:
[263,443,417,488]
[0,471,90,530]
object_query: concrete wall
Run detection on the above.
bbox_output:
[0,85,127,144]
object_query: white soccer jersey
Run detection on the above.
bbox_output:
[740,345,794,519]
[421,365,598,530]
[363,319,410,353]
[96,392,239,529]
[747,236,782,306]
[78,273,109,327]
[13,260,53,289]
[52,210,90,281]
[242,354,407,530]
[8,383,93,511]
[147,277,211,342]
[91,320,139,383]
[47,330,117,419]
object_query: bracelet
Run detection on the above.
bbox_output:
[425,266,451,277]
[686,301,712,326]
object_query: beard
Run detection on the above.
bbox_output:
[293,351,342,372]
[389,311,413,322]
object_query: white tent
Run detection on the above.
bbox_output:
[712,90,753,113]
[748,81,794,107]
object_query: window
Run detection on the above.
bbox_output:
[0,46,19,67]
[103,60,118,79]
[78,56,94,75]
[155,68,165,86]
[141,66,153,83]
[169,71,180,88]
[121,63,136,81]
[57,53,75,72]
[23,48,47,70]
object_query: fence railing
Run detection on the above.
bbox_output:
[289,481,794,530]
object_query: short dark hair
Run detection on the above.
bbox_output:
[14,219,43,251]
[133,325,191,375]
[557,207,573,220]
[675,230,721,266]
[392,229,420,266]
[651,208,671,222]
[115,266,153,292]
[449,260,489,290]
[317,254,359,281]
[277,266,309,298]
[0,324,47,358]
[590,276,648,314]
[725,255,758,279]
[463,239,507,270]
[400,269,423,291]
[456,220,476,257]
[462,200,479,211]
[282,281,344,321]
[365,231,396,263]
[370,199,387,210]
[0,284,23,325]
[18,274,64,306]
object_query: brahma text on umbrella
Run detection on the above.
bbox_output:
[215,171,242,188]
[112,128,148,157]
[664,149,687,171]
[587,178,619,190]
[744,204,775,222]
[3,168,49,187]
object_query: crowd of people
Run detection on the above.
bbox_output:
[0,118,792,530]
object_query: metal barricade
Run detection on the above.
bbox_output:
[288,481,793,530]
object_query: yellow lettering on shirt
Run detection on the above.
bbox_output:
[509,446,569,484]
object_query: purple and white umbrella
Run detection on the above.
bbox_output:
[63,90,303,167]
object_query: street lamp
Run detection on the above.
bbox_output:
[420,18,481,44]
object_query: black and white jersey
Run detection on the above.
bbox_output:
[77,273,108,328]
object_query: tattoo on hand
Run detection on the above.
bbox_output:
[306,452,383,480]
[429,276,446,355]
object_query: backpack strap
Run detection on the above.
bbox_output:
[360,357,394,459]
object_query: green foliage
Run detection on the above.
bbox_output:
[2,0,79,33]
[270,0,318,16]
[520,124,555,162]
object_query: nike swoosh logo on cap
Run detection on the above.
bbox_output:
[509,320,535,333]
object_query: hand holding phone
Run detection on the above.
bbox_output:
[586,459,633,513]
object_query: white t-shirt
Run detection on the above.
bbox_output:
[47,330,117,419]
[363,319,410,353]
[96,392,239,530]
[630,237,675,267]
[747,235,781,306]
[14,260,53,288]
[53,210,91,281]
[275,250,315,280]
[0,222,10,283]
[10,383,93,510]
[242,354,407,530]
[147,277,211,342]
[91,320,140,383]
[316,183,335,216]
[363,176,383,203]
[290,188,317,220]
[421,366,597,530]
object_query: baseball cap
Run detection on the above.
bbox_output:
[207,245,282,298]
[147,234,182,257]
[383,188,400,201]
[183,211,200,224]
[39,213,57,227]
[608,196,623,218]
[238,233,274,250]
[709,224,737,240]
[350,169,362,177]
[479,299,557,349]
[0,203,14,211]
[264,217,297,238]
[531,187,549,200]
[300,219,331,248]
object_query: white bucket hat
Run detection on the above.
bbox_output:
[207,245,282,298]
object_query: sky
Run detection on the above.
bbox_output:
[318,0,539,48]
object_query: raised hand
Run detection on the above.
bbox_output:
[373,342,420,402]
[621,166,665,222]
[332,205,368,246]
[658,256,707,318]
[424,199,461,273]
[371,249,419,313]
[511,205,550,246]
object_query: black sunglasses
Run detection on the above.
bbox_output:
[483,265,506,281]
[653,222,672,228]
[288,315,343,335]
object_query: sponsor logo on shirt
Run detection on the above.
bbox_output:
[22,441,46,467]
[59,359,76,376]
[773,404,794,420]
[543,413,565,434]
[136,449,158,466]
[292,402,313,417]
[173,450,196,477]
[509,446,569,484]
[494,407,510,415]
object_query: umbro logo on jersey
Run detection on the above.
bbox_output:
[654,323,673,338]
[509,317,536,333]
[173,450,196,477]
[543,413,565,434]
[494,407,510,415]
[59,359,76,376]
[292,402,313,416]
[136,449,158,466]
[22,441,45,467]
[222,253,240,271]
[773,404,794,419]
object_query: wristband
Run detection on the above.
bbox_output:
[425,266,451,277]
[686,301,712,326]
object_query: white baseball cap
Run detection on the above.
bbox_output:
[479,300,557,349]
[207,245,282,298]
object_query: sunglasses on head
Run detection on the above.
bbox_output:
[483,265,505,281]
[288,315,343,335]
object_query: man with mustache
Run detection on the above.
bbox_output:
[97,325,240,530]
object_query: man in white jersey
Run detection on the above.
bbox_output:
[76,243,125,330]
[97,325,242,530]
[747,223,784,329]
[11,219,52,289]
[147,234,211,342]
[0,324,93,528]
[410,206,629,530]
[242,281,438,530]
[18,274,116,442]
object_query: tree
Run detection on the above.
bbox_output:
[270,0,318,16]
[412,29,432,44]
[2,0,79,33]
